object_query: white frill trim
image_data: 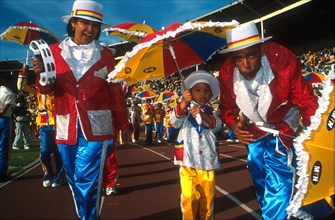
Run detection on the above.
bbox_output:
[103,27,147,38]
[106,20,239,83]
[0,25,55,39]
[286,69,334,219]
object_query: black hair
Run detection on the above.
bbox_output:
[66,17,101,40]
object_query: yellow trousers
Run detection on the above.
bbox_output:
[179,166,215,220]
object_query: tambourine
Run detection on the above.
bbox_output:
[29,39,56,86]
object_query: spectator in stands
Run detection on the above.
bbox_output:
[218,22,318,220]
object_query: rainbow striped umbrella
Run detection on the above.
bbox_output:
[136,90,157,100]
[156,91,179,102]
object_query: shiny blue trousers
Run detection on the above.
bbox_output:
[40,125,64,183]
[0,117,10,180]
[58,128,112,220]
[155,122,164,141]
[247,135,295,220]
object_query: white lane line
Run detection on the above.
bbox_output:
[219,153,248,163]
[138,144,173,161]
[0,159,40,188]
[137,144,259,219]
[215,185,261,219]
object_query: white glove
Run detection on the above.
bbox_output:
[190,101,202,125]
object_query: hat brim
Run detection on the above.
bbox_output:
[182,71,220,102]
[61,15,110,28]
[219,36,272,54]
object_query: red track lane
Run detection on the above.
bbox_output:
[0,139,261,219]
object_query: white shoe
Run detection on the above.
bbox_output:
[43,180,51,188]
[157,140,161,143]
[226,139,233,142]
[12,146,19,150]
[106,187,117,195]
[51,182,61,188]
[24,145,30,150]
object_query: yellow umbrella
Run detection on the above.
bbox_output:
[0,21,58,64]
[108,20,238,85]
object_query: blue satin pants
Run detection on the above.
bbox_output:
[0,117,10,180]
[155,122,164,141]
[58,128,112,220]
[247,135,295,220]
[39,125,64,183]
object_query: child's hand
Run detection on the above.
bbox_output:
[179,90,192,111]
[182,90,192,103]
[189,105,200,117]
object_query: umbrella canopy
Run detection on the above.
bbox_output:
[156,91,179,102]
[303,72,326,85]
[108,20,238,85]
[0,21,58,64]
[103,22,157,43]
[136,90,157,100]
[0,21,58,45]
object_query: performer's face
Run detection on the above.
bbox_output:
[231,44,262,80]
[71,18,100,45]
[191,83,212,105]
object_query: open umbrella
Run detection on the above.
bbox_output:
[103,21,157,43]
[108,20,238,85]
[136,90,157,100]
[303,72,326,85]
[156,91,179,102]
[0,21,58,64]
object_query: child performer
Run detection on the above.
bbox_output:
[170,70,222,220]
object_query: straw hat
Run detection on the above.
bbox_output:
[182,70,219,102]
[219,22,272,54]
[61,0,110,28]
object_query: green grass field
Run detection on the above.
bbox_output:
[8,138,40,175]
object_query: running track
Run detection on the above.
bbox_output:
[0,138,261,219]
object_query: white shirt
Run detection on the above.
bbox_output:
[61,38,101,81]
[0,86,15,117]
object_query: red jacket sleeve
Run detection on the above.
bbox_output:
[109,82,129,130]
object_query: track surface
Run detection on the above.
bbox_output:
[0,135,262,220]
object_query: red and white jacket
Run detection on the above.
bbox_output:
[37,40,128,145]
[219,42,318,148]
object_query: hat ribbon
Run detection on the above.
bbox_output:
[71,9,103,21]
[227,34,261,48]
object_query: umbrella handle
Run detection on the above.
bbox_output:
[168,45,183,79]
[29,39,56,86]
